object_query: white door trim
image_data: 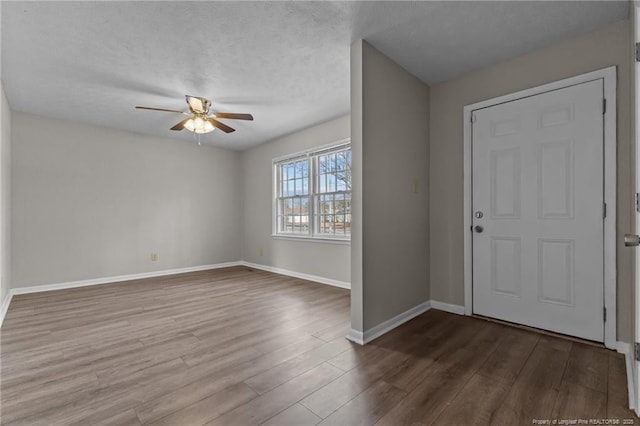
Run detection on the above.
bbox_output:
[632,0,640,414]
[463,67,617,349]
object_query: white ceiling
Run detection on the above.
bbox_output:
[1,1,629,150]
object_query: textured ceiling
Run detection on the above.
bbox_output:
[1,1,629,150]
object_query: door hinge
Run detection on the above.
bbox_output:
[635,42,640,62]
[603,306,607,322]
[636,193,640,213]
[602,99,606,115]
[635,342,640,362]
[471,114,477,123]
[603,202,606,219]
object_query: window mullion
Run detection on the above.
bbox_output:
[276,165,281,233]
[310,154,315,236]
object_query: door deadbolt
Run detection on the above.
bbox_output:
[474,225,484,233]
[624,234,640,247]
[475,211,483,219]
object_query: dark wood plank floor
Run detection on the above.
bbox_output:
[0,266,636,425]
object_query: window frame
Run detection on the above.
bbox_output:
[272,138,351,243]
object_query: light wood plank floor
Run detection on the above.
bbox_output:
[0,266,636,425]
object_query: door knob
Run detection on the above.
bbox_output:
[474,225,484,233]
[625,234,640,247]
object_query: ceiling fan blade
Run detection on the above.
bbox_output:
[214,112,254,121]
[170,118,192,131]
[136,106,187,114]
[208,118,235,133]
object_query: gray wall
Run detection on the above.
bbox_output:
[1,83,11,304]
[11,113,242,288]
[429,20,633,341]
[352,40,430,332]
[241,115,350,284]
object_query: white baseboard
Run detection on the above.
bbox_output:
[617,341,636,412]
[346,329,364,345]
[2,260,347,327]
[0,291,13,328]
[346,301,432,346]
[240,261,350,290]
[616,341,631,356]
[345,300,467,346]
[6,260,347,300]
[430,300,465,315]
[9,261,243,296]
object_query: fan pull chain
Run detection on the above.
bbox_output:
[193,131,202,146]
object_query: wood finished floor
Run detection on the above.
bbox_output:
[0,266,636,425]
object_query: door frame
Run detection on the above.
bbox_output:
[462,67,618,349]
[632,0,640,414]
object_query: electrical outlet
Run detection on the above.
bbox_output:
[259,248,264,256]
[151,252,158,262]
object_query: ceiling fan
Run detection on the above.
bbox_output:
[135,95,253,134]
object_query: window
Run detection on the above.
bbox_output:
[274,141,351,240]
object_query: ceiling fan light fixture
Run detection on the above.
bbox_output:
[183,118,195,132]
[182,116,214,134]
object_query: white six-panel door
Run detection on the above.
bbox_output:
[472,79,605,342]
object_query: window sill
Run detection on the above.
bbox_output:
[271,234,351,245]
